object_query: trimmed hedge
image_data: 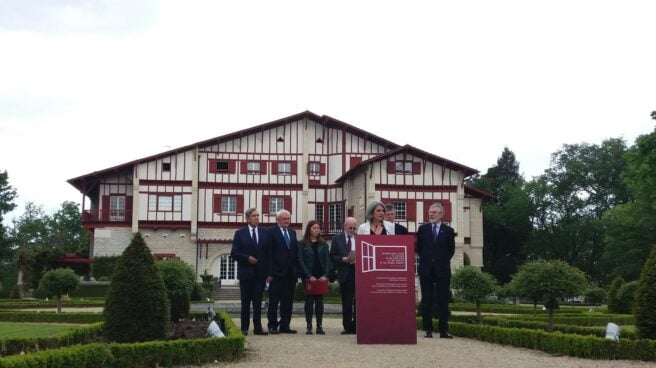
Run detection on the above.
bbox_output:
[0,323,103,356]
[0,311,244,367]
[447,322,656,361]
[69,283,110,298]
[508,314,635,326]
[450,302,597,315]
[0,312,103,324]
[0,299,104,310]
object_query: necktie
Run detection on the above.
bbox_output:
[251,228,257,245]
[283,228,291,249]
[433,224,438,242]
[347,236,353,251]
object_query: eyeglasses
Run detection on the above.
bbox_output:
[346,226,356,230]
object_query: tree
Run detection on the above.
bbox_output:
[156,259,196,321]
[469,148,532,283]
[103,233,169,342]
[526,139,628,283]
[37,268,79,313]
[451,267,497,323]
[602,124,656,281]
[606,276,625,313]
[635,245,656,339]
[0,170,17,262]
[510,260,589,331]
[614,280,638,314]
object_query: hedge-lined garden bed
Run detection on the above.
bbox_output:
[449,302,604,315]
[0,323,103,356]
[0,311,244,367]
[0,299,105,310]
[0,311,104,324]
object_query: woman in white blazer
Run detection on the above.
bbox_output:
[357,201,395,235]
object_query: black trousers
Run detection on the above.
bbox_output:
[340,266,356,332]
[267,274,296,330]
[420,268,450,333]
[304,295,324,327]
[239,278,266,332]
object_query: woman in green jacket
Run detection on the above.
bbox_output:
[297,220,331,335]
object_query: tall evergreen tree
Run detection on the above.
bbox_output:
[470,148,531,283]
[635,245,656,339]
[0,170,18,262]
[103,233,169,342]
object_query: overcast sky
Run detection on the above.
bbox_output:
[1,0,655,225]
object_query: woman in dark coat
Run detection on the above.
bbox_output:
[297,220,331,335]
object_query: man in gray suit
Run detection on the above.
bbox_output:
[330,217,358,334]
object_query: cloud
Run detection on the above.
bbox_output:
[0,0,159,34]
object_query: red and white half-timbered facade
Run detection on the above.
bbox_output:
[68,111,492,284]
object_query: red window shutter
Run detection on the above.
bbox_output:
[387,161,396,173]
[290,161,297,175]
[260,161,268,174]
[271,162,278,175]
[441,200,452,223]
[208,159,217,173]
[262,195,270,214]
[423,200,433,223]
[284,196,292,214]
[412,162,421,174]
[407,200,416,221]
[228,160,236,173]
[240,161,248,174]
[213,195,221,213]
[320,163,326,175]
[101,196,110,221]
[350,156,362,168]
[236,195,244,214]
[125,196,133,220]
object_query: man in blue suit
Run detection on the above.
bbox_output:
[231,208,271,335]
[416,203,455,338]
[267,209,298,334]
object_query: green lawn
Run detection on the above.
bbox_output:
[0,322,82,338]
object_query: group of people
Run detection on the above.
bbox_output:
[230,200,455,339]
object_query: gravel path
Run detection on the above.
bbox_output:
[192,318,654,368]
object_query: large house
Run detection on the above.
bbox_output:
[68,111,492,285]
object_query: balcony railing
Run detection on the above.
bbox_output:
[82,209,132,224]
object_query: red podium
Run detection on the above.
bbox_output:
[355,235,417,344]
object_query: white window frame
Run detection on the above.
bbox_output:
[395,161,413,174]
[109,195,125,221]
[221,196,237,213]
[329,203,343,233]
[308,162,321,175]
[270,197,284,214]
[247,161,261,173]
[278,162,291,175]
[391,201,407,220]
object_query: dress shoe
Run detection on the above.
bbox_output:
[424,331,433,338]
[440,332,453,339]
[253,329,269,336]
[306,328,313,335]
[268,328,279,335]
[316,327,325,335]
[241,330,249,336]
[340,330,351,335]
[279,328,297,334]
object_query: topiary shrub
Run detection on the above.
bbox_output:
[606,276,625,313]
[615,280,638,314]
[103,233,169,342]
[584,287,606,305]
[191,282,209,301]
[37,268,79,313]
[156,259,196,321]
[451,266,498,323]
[635,245,656,339]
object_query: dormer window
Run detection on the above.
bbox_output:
[162,162,171,172]
[395,161,413,174]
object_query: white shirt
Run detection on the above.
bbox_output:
[248,225,258,244]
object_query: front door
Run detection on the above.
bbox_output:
[218,254,238,286]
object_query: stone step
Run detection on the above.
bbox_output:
[212,286,240,301]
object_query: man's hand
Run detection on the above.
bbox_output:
[342,256,349,263]
[319,276,327,281]
[310,276,317,282]
[248,256,257,264]
[266,276,273,283]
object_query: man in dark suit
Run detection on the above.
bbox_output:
[415,203,455,338]
[231,208,271,335]
[267,209,298,334]
[384,203,408,235]
[329,217,358,334]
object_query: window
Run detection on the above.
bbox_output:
[395,161,413,174]
[148,194,182,212]
[270,197,284,214]
[308,162,321,175]
[109,196,125,221]
[329,203,344,233]
[162,162,171,172]
[247,161,260,173]
[278,162,291,175]
[216,161,229,172]
[221,196,237,213]
[219,255,237,281]
[391,201,407,220]
[315,204,324,224]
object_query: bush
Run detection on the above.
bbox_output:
[191,282,210,301]
[103,233,169,342]
[69,282,110,298]
[0,322,103,356]
[156,259,196,321]
[37,268,80,313]
[91,256,120,281]
[0,264,17,299]
[615,280,638,314]
[635,245,656,339]
[584,287,606,305]
[0,311,103,324]
[607,276,625,313]
[451,267,497,322]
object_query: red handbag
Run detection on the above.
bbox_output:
[304,279,329,296]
